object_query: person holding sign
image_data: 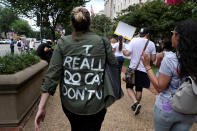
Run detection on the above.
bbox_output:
[123,27,156,115]
[35,7,118,131]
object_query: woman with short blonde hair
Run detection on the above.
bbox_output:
[35,7,118,131]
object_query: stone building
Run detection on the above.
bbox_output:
[104,0,153,19]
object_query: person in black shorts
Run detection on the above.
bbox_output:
[123,28,156,115]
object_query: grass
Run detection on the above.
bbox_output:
[0,53,40,74]
[123,58,158,74]
[123,58,130,67]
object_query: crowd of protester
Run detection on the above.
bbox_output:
[24,6,197,131]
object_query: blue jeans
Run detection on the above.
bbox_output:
[115,56,124,72]
[153,105,196,131]
[10,46,14,54]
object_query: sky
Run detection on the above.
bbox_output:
[85,0,104,14]
[27,0,104,31]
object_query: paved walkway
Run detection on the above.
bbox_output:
[23,72,197,131]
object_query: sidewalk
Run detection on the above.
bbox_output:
[23,71,197,131]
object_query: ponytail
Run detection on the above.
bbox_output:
[71,7,90,31]
[118,36,123,51]
[119,40,122,51]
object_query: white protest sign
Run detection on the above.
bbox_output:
[114,21,136,40]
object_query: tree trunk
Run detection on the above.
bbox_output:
[40,13,43,44]
[4,32,7,39]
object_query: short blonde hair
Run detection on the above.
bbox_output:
[71,7,90,31]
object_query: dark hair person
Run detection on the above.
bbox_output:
[154,39,173,68]
[113,35,125,71]
[118,36,123,51]
[10,38,14,54]
[175,21,197,80]
[34,7,118,131]
[142,20,197,131]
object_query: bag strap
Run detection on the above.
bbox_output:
[134,39,149,70]
[169,85,175,97]
[169,77,192,97]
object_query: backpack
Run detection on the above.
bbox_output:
[17,41,21,47]
[170,76,197,114]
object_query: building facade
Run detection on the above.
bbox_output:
[104,0,152,19]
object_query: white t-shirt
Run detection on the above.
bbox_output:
[111,43,116,49]
[155,52,184,112]
[127,37,156,73]
[17,40,24,48]
[113,42,125,57]
[29,41,35,49]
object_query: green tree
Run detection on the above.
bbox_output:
[1,0,89,40]
[0,6,19,38]
[11,20,32,36]
[29,31,40,40]
[91,14,113,38]
[116,0,197,41]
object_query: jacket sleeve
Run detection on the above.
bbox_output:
[102,37,118,65]
[41,41,63,95]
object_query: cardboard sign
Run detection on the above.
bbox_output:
[114,21,136,40]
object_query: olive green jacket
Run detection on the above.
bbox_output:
[42,31,118,115]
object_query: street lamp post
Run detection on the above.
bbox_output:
[40,12,43,44]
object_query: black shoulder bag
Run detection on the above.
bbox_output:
[102,37,124,100]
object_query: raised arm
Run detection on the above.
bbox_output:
[151,54,156,63]
[142,52,171,93]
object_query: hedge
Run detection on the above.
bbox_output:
[0,53,40,74]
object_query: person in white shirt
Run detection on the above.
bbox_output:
[29,39,35,51]
[113,36,125,71]
[16,39,23,54]
[154,39,173,69]
[123,28,156,115]
[110,38,117,49]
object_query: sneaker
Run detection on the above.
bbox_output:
[131,103,137,111]
[131,102,139,111]
[134,103,141,115]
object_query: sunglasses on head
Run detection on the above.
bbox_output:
[171,30,178,35]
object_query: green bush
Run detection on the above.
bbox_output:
[31,49,37,55]
[123,58,130,67]
[0,53,40,74]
